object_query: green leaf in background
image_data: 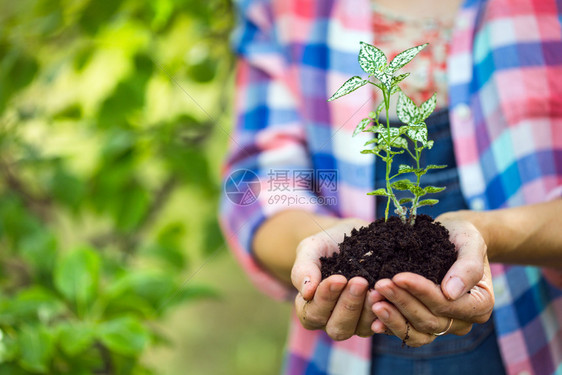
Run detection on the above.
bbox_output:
[17,325,54,374]
[19,230,57,279]
[56,321,95,356]
[97,316,149,356]
[54,246,101,308]
[424,186,446,194]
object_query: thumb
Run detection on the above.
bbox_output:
[291,235,333,300]
[441,224,487,301]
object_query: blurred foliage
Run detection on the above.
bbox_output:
[0,0,233,373]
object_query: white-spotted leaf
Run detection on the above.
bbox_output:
[367,188,389,196]
[359,42,387,75]
[353,118,371,137]
[392,73,410,86]
[399,197,413,204]
[418,199,439,206]
[378,128,408,148]
[425,164,446,171]
[328,76,368,101]
[388,43,428,73]
[424,186,445,194]
[407,126,428,144]
[397,92,420,124]
[420,93,437,120]
[391,179,413,191]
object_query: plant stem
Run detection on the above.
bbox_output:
[383,88,392,221]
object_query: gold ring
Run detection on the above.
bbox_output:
[432,318,454,336]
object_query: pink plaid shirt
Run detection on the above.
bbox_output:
[220,0,562,373]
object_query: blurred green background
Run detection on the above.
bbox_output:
[0,0,290,374]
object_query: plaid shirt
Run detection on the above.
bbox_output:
[219,0,562,374]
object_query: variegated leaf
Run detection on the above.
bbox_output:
[388,43,428,73]
[426,140,434,149]
[407,126,428,144]
[353,118,371,137]
[420,93,437,120]
[392,73,410,86]
[367,188,389,196]
[399,197,413,204]
[328,76,368,101]
[391,179,414,191]
[378,128,408,148]
[397,92,420,124]
[358,42,387,75]
[398,164,417,174]
[418,199,439,207]
[425,164,447,171]
[424,186,446,194]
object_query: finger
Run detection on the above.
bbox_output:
[355,289,384,337]
[295,274,347,330]
[375,279,440,334]
[393,272,493,323]
[325,277,368,341]
[375,279,472,336]
[372,301,435,347]
[292,235,338,300]
[440,221,486,300]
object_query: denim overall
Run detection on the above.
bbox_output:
[371,110,506,374]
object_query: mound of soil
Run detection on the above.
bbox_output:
[320,215,456,288]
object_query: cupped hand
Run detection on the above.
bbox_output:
[291,218,382,340]
[370,212,495,346]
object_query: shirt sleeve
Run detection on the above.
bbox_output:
[219,0,336,300]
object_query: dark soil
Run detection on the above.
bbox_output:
[320,215,456,288]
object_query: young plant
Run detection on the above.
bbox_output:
[328,42,446,224]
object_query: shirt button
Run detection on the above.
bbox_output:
[455,103,472,120]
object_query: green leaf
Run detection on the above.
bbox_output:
[392,73,410,85]
[18,325,54,373]
[388,43,428,73]
[97,316,149,356]
[397,92,420,125]
[420,93,437,120]
[367,188,388,196]
[374,101,385,118]
[425,164,447,171]
[407,125,428,144]
[328,76,368,101]
[358,42,387,75]
[426,140,434,149]
[54,246,101,307]
[378,128,408,148]
[424,186,446,194]
[353,118,371,137]
[391,179,414,191]
[399,197,413,204]
[398,164,416,174]
[56,321,95,356]
[418,199,439,207]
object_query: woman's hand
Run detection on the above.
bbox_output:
[291,218,383,340]
[369,213,495,346]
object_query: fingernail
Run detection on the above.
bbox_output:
[375,305,389,320]
[330,282,344,293]
[349,283,364,297]
[302,277,310,293]
[446,277,465,300]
